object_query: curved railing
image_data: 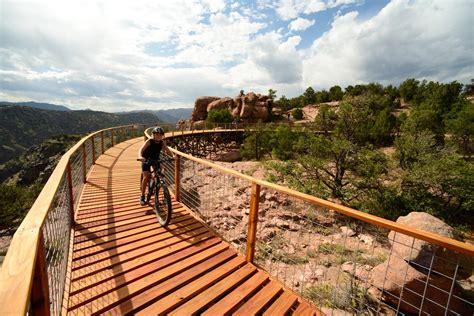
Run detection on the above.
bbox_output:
[0,124,142,315]
[1,125,472,315]
[148,128,474,315]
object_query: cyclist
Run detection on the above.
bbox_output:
[137,126,174,206]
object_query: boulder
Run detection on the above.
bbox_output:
[207,97,234,112]
[240,103,254,118]
[388,212,473,277]
[369,255,471,315]
[253,105,268,120]
[192,96,220,120]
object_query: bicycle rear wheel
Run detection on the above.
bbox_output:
[154,182,172,226]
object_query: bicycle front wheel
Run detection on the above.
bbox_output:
[154,182,172,226]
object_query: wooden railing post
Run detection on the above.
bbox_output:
[111,129,115,147]
[66,161,75,221]
[101,131,104,154]
[81,143,86,183]
[30,234,50,315]
[246,182,260,263]
[174,155,180,202]
[91,136,96,164]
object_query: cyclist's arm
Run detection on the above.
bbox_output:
[138,139,151,161]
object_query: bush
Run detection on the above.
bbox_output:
[292,108,303,120]
[205,108,233,123]
[0,184,42,231]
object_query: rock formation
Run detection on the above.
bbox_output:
[191,91,274,124]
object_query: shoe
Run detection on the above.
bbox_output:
[140,195,146,206]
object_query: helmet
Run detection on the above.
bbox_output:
[152,126,164,134]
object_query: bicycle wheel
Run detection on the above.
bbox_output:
[154,181,172,226]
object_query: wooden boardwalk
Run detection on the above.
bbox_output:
[65,138,321,315]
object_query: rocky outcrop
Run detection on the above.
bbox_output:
[368,212,473,315]
[191,92,275,123]
[192,96,220,121]
[368,256,471,315]
[388,212,473,278]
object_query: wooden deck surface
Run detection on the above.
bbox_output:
[65,138,322,315]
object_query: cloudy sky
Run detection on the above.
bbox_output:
[0,0,472,111]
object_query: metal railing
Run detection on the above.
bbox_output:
[0,124,143,315]
[144,128,474,316]
[1,126,472,315]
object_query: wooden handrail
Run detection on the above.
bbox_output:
[159,129,474,257]
[0,124,138,315]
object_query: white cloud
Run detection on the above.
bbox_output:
[303,0,474,89]
[289,17,316,32]
[0,0,472,111]
[276,0,326,20]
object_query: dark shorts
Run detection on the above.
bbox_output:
[141,161,160,172]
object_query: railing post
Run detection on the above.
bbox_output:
[246,182,260,263]
[111,129,114,147]
[30,233,50,315]
[174,155,180,202]
[101,131,104,154]
[121,127,124,142]
[81,143,86,183]
[66,161,75,222]
[91,136,96,164]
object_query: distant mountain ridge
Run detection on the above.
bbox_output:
[0,106,161,163]
[0,101,70,111]
[117,108,193,124]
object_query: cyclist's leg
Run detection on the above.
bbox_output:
[141,162,151,205]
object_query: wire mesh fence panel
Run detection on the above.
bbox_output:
[41,173,72,316]
[84,138,94,170]
[103,130,112,150]
[179,157,251,254]
[70,150,85,210]
[250,187,474,315]
[94,134,101,158]
[160,157,176,194]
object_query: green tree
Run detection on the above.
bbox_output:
[446,101,474,156]
[269,124,298,160]
[292,108,303,120]
[314,104,337,133]
[303,87,316,105]
[268,89,277,100]
[277,95,290,112]
[205,108,233,123]
[399,78,420,101]
[240,121,272,160]
[329,85,344,101]
[0,184,42,231]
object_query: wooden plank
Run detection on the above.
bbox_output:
[202,271,269,316]
[168,264,257,316]
[293,300,322,316]
[69,247,235,314]
[73,216,194,252]
[68,241,230,310]
[71,231,215,280]
[108,255,246,315]
[73,221,203,260]
[263,291,298,316]
[72,226,211,270]
[70,236,221,295]
[232,281,282,315]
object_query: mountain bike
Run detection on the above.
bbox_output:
[138,157,173,226]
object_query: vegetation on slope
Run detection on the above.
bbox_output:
[242,79,473,231]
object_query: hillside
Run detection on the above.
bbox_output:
[0,134,81,186]
[151,108,193,123]
[0,101,70,111]
[0,106,160,163]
